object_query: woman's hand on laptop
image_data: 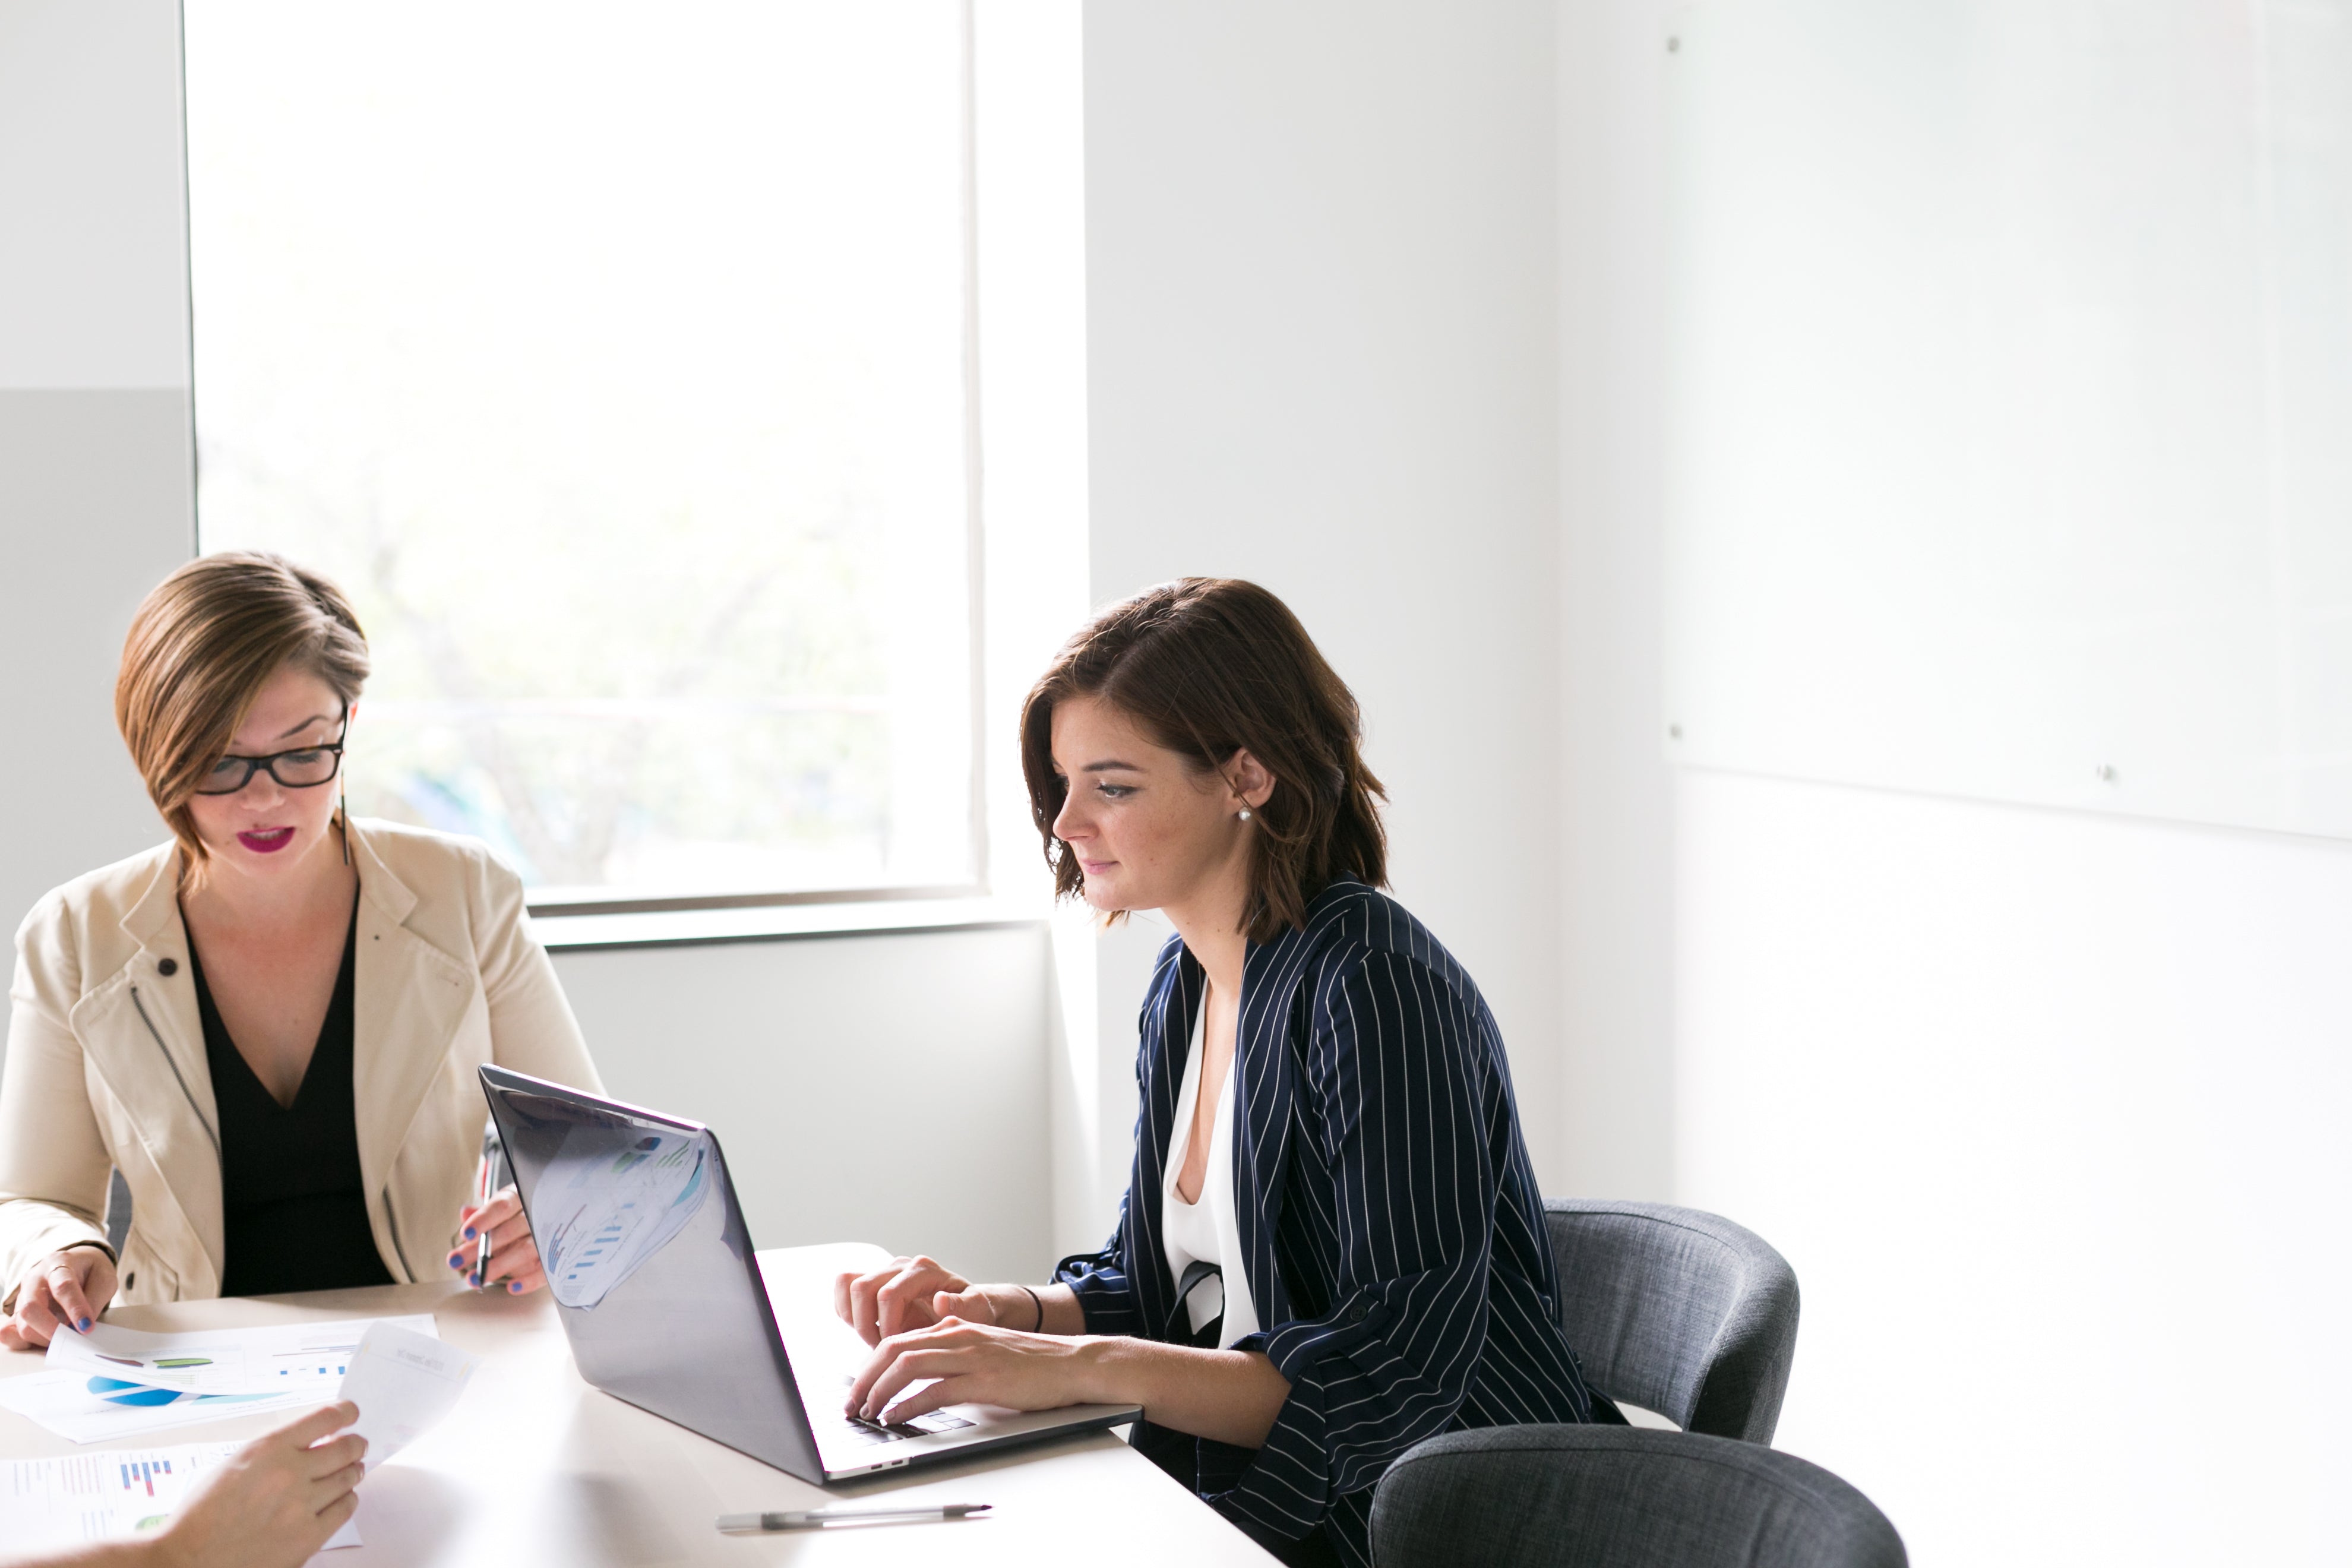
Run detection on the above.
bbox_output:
[837,1257,1090,1346]
[444,1186,546,1295]
[835,1255,991,1345]
[847,1317,1102,1425]
[848,1318,1295,1450]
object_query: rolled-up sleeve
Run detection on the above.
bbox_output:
[1218,950,1499,1539]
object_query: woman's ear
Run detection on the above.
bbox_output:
[1226,748,1277,811]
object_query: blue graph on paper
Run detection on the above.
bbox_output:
[85,1379,279,1410]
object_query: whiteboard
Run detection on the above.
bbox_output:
[1662,0,2352,837]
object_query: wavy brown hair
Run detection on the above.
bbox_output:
[1020,578,1386,941]
[115,552,371,879]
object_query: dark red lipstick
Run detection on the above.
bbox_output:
[237,828,295,854]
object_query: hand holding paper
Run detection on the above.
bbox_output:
[0,1406,366,1560]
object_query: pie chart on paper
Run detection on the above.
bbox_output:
[85,1379,278,1411]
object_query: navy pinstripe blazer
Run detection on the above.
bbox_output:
[1054,878,1594,1566]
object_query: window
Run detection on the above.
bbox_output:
[184,1,982,910]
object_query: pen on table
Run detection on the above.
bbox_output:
[471,1152,493,1288]
[716,1504,991,1532]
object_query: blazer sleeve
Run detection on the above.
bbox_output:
[1221,949,1501,1536]
[470,852,605,1096]
[0,895,114,1310]
[1052,1189,1145,1336]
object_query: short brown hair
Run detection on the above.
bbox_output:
[1020,578,1386,941]
[115,552,371,874]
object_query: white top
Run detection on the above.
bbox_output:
[1160,995,1260,1349]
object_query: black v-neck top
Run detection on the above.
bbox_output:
[189,903,394,1297]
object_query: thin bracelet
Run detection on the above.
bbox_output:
[1018,1284,1045,1333]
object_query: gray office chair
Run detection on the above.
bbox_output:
[1545,1199,1799,1444]
[1370,1426,1905,1568]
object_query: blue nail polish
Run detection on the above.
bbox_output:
[507,1281,522,1294]
[77,1317,91,1332]
[448,1255,464,1270]
[468,1272,481,1288]
[463,1226,477,1240]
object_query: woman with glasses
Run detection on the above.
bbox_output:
[0,553,602,1346]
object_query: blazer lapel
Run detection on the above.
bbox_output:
[1129,944,1200,1339]
[347,826,476,1220]
[1232,925,1307,1330]
[71,849,225,1294]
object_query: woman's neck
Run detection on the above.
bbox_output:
[1161,857,1253,998]
[181,823,356,935]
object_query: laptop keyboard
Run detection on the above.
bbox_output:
[834,1410,977,1448]
[824,1373,977,1449]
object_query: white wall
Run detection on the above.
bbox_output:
[548,926,1055,1284]
[1556,0,1678,1202]
[1560,2,2352,1564]
[1080,0,1573,1193]
[1676,770,2352,1567]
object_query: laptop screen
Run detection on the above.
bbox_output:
[479,1066,823,1481]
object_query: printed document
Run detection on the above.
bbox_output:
[4,1315,439,1445]
[45,1314,439,1396]
[337,1320,478,1469]
[0,1443,360,1553]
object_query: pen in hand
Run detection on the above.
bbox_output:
[471,1153,493,1289]
[716,1504,991,1532]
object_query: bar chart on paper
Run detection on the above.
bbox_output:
[0,1443,365,1551]
[0,1444,230,1546]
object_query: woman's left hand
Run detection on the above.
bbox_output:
[444,1186,545,1295]
[846,1319,1103,1424]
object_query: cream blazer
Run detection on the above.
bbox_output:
[0,819,602,1310]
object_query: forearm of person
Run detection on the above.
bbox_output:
[1079,1338,1292,1449]
[962,1280,1088,1335]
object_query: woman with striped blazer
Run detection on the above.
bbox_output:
[836,579,1598,1567]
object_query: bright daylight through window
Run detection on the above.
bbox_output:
[183,2,981,909]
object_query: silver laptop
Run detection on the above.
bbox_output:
[480,1065,1140,1482]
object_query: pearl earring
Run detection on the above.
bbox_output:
[1237,807,1253,822]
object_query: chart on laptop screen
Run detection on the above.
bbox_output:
[534,1127,712,1308]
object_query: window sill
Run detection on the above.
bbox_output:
[532,896,1048,953]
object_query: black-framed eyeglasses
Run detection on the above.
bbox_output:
[191,727,349,795]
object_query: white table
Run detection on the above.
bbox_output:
[0,1247,1279,1566]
